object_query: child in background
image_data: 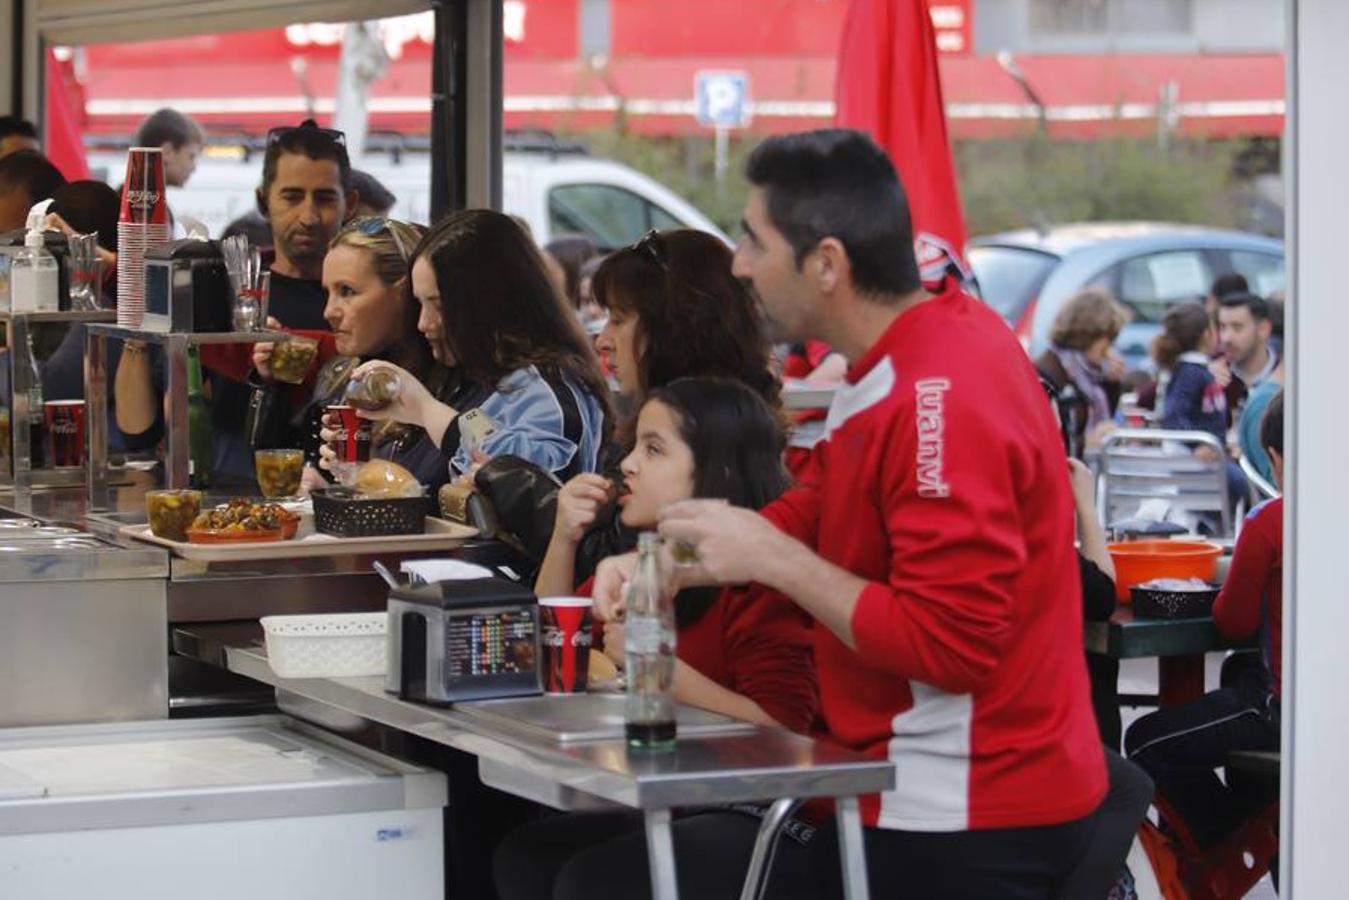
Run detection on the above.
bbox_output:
[1152,303,1249,512]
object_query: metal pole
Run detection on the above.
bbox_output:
[714,124,729,200]
[643,807,679,900]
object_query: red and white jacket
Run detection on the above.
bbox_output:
[762,280,1107,832]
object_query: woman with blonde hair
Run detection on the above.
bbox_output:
[1035,288,1129,456]
[250,216,450,489]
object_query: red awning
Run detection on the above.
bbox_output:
[75,47,1283,141]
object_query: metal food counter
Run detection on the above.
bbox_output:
[0,480,519,725]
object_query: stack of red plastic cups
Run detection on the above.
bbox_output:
[116,147,171,328]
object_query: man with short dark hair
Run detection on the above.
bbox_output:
[1218,292,1277,389]
[598,129,1107,896]
[198,120,353,480]
[349,169,396,218]
[133,108,204,189]
[255,120,355,308]
[0,116,40,160]
[0,150,67,231]
[1206,271,1249,324]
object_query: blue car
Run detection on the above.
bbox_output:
[968,222,1285,372]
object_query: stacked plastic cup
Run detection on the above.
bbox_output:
[116,147,171,328]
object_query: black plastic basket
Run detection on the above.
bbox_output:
[1130,583,1220,619]
[311,488,433,538]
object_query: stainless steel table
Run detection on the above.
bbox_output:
[175,622,894,900]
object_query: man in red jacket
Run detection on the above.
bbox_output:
[596,130,1106,897]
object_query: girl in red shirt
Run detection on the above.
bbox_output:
[499,378,823,900]
[537,376,816,731]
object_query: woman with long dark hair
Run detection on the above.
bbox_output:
[346,209,611,481]
[495,377,820,900]
[536,229,782,592]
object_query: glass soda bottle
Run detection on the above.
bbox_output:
[624,532,677,749]
[344,368,402,411]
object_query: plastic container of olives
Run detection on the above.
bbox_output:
[255,449,305,498]
[145,489,203,542]
[270,337,319,384]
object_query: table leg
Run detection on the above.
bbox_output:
[644,807,679,900]
[1159,654,1206,707]
[837,795,870,900]
[738,797,803,900]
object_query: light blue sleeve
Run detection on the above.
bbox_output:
[449,368,580,475]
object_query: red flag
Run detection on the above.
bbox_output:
[44,50,92,182]
[835,0,969,283]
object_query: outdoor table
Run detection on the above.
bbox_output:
[1085,607,1248,706]
[173,622,894,900]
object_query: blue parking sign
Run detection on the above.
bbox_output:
[695,71,751,128]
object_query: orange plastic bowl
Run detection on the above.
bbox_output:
[1106,540,1223,602]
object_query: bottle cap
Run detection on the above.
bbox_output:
[24,198,54,248]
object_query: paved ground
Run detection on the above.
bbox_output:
[1118,656,1278,899]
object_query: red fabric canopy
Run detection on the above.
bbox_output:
[44,51,92,182]
[834,0,968,280]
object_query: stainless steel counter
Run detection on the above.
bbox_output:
[0,498,169,727]
[174,622,892,900]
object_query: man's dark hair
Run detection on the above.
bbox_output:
[1260,389,1283,457]
[50,180,120,252]
[259,119,352,199]
[0,150,67,206]
[0,116,39,142]
[745,129,920,297]
[133,108,203,149]
[350,169,396,214]
[1210,272,1249,301]
[1219,291,1270,322]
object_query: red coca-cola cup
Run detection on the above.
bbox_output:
[539,596,594,694]
[326,405,373,462]
[44,400,86,468]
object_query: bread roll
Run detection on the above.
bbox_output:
[354,459,423,498]
[588,649,619,685]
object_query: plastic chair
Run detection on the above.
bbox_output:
[1099,428,1233,538]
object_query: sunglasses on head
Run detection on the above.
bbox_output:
[352,216,411,262]
[266,120,347,147]
[631,230,668,272]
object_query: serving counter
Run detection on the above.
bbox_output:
[0,480,512,724]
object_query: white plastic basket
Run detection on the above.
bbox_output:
[260,612,388,679]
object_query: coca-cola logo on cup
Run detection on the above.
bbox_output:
[542,625,564,647]
[50,421,80,436]
[126,189,160,211]
[571,630,592,648]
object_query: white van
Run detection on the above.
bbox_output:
[87,143,729,250]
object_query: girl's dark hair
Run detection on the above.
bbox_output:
[1153,303,1212,370]
[544,234,600,309]
[645,377,790,627]
[591,229,779,413]
[410,209,613,432]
